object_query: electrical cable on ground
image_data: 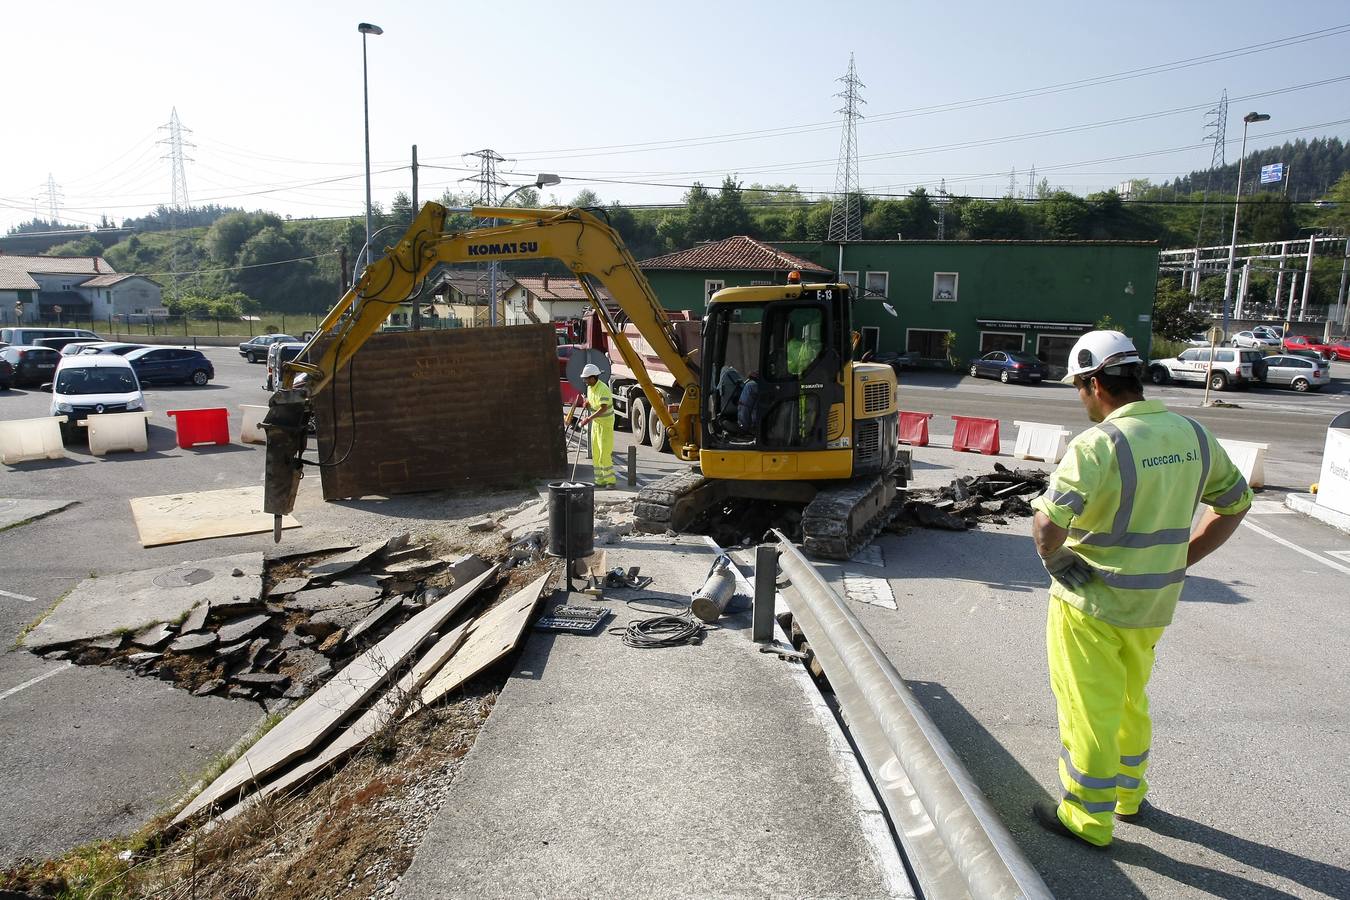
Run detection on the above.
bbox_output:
[612,601,708,649]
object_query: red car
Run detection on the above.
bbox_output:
[1282,335,1336,360]
[1330,341,1350,362]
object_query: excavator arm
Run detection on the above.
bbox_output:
[262,203,701,531]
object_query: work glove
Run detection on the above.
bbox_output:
[1040,546,1094,589]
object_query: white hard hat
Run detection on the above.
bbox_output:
[1061,330,1142,384]
[580,363,602,378]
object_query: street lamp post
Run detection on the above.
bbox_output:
[358,22,383,282]
[1222,111,1269,337]
[488,174,561,327]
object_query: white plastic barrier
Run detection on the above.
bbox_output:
[79,411,152,456]
[0,416,68,465]
[1012,420,1072,464]
[1217,438,1268,490]
[1316,412,1350,515]
[239,404,268,445]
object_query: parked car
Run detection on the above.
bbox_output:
[1185,333,1212,347]
[1148,347,1254,391]
[1259,354,1330,392]
[48,355,146,442]
[123,346,215,386]
[265,341,306,391]
[0,326,101,348]
[1327,340,1350,362]
[865,349,921,375]
[0,357,12,390]
[35,335,109,352]
[967,350,1048,384]
[1230,330,1279,349]
[72,342,148,356]
[1282,335,1335,360]
[1253,325,1284,342]
[0,345,61,387]
[238,333,298,363]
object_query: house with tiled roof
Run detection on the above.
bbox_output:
[0,255,162,324]
[504,274,613,327]
[638,236,831,314]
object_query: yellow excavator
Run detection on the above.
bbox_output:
[263,202,910,558]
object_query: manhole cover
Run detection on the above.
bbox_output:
[153,567,215,588]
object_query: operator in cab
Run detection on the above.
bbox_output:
[578,363,616,487]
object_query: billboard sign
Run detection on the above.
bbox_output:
[1260,163,1284,184]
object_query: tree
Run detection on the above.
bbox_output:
[6,218,84,235]
[388,191,415,233]
[570,189,601,208]
[1152,281,1207,342]
[1038,192,1091,239]
[45,235,105,257]
[711,177,753,237]
[506,187,540,208]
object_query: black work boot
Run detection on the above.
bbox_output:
[1032,801,1109,850]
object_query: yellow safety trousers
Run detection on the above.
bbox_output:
[590,416,615,487]
[1048,596,1163,846]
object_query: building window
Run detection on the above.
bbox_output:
[933,272,958,302]
[840,271,859,292]
[61,282,74,292]
[704,280,725,306]
[864,271,889,299]
[906,328,949,360]
[860,326,880,356]
[1036,334,1080,376]
[980,331,1024,353]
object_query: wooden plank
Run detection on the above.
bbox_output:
[212,620,473,826]
[130,486,300,547]
[172,564,500,825]
[414,573,551,711]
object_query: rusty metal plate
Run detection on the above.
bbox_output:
[313,326,565,500]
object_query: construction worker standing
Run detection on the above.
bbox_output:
[578,363,616,487]
[1029,330,1251,848]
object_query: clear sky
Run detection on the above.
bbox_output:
[2,0,1347,233]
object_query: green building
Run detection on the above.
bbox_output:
[639,237,1159,374]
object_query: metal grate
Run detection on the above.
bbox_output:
[827,406,842,436]
[855,419,880,461]
[863,380,891,414]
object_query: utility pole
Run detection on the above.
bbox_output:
[935,178,950,240]
[38,174,63,222]
[411,144,421,332]
[1336,237,1349,334]
[463,148,508,326]
[827,54,865,244]
[339,246,349,294]
[1192,90,1228,295]
[1298,236,1316,322]
[158,107,194,210]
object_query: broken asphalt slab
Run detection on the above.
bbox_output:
[0,498,78,531]
[23,553,264,650]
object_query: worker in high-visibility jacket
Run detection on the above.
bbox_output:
[578,362,616,487]
[1029,330,1251,848]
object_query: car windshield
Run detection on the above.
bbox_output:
[55,367,138,395]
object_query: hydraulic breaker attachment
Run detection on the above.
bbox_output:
[261,389,309,541]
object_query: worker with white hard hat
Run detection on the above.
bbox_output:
[1028,329,1251,848]
[578,362,615,487]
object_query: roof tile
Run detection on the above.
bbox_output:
[638,236,831,274]
[0,255,117,290]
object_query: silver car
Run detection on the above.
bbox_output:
[1261,354,1330,392]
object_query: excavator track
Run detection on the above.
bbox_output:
[634,468,724,534]
[799,472,903,561]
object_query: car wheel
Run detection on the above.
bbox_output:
[629,396,650,446]
[969,365,979,378]
[999,370,1010,383]
[649,403,670,452]
[191,369,209,386]
[1292,377,1310,392]
[1149,366,1170,385]
[248,351,260,364]
[1209,372,1229,391]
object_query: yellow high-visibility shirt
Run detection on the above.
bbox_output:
[586,379,614,419]
[1030,399,1252,628]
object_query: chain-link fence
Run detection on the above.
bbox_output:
[0,312,475,339]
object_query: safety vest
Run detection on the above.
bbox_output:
[1031,399,1251,628]
[587,379,614,419]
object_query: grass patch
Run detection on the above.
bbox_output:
[12,590,68,650]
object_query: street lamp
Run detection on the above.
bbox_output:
[488,174,562,327]
[357,22,383,281]
[1222,111,1270,337]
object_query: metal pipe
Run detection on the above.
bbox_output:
[690,555,736,623]
[772,531,1052,900]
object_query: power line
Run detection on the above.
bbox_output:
[828,54,865,242]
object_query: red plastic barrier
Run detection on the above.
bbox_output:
[951,415,1001,455]
[898,410,933,446]
[166,407,230,449]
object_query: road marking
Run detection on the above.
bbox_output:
[1247,500,1293,516]
[1241,520,1350,576]
[0,589,37,603]
[843,573,898,610]
[1327,550,1350,564]
[0,662,73,702]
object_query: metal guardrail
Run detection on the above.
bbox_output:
[770,531,1052,900]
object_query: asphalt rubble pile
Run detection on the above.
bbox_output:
[888,462,1050,532]
[39,535,496,706]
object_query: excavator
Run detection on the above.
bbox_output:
[262,202,910,559]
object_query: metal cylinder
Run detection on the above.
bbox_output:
[547,482,594,560]
[691,556,736,623]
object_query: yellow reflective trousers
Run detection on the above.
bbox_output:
[1047,597,1164,846]
[590,416,615,487]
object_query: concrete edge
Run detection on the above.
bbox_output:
[1284,492,1350,535]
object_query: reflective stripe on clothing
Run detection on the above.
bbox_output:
[1030,399,1253,629]
[586,379,614,420]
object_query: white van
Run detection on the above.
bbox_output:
[48,355,146,441]
[0,327,101,348]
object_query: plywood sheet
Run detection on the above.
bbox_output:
[172,565,499,825]
[130,486,300,547]
[415,573,550,710]
[313,328,565,500]
[214,620,473,825]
